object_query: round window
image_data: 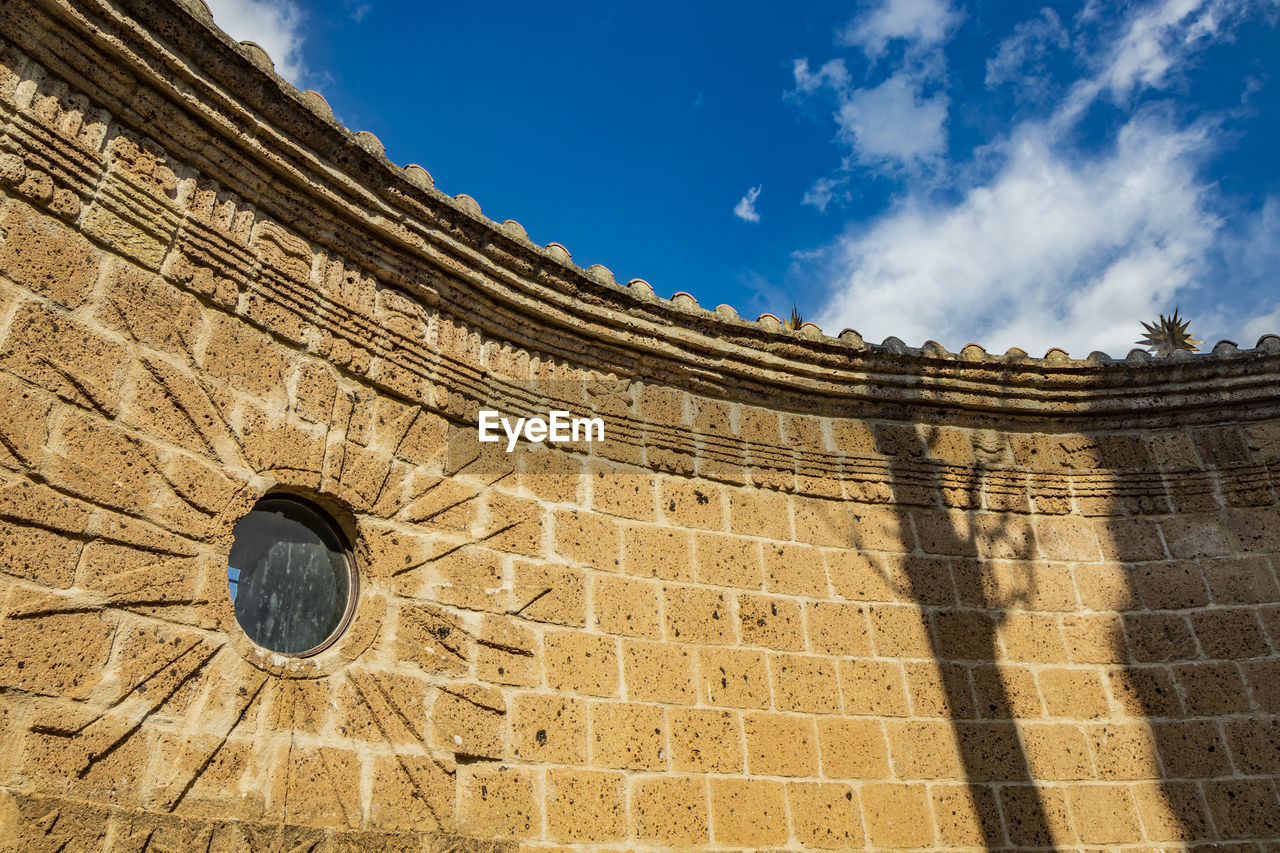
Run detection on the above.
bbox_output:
[226,495,357,656]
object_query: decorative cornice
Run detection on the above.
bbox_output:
[9,0,1280,427]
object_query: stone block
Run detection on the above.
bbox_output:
[431,546,505,613]
[458,765,538,840]
[663,584,734,644]
[1203,779,1280,838]
[589,701,666,770]
[660,478,725,530]
[1038,667,1110,719]
[1107,665,1183,718]
[698,647,771,709]
[709,778,787,847]
[96,262,203,358]
[971,662,1044,718]
[1124,612,1198,662]
[369,753,454,832]
[0,603,113,698]
[552,509,621,571]
[903,660,973,718]
[0,519,81,588]
[886,719,962,780]
[590,464,655,521]
[737,592,805,651]
[817,717,890,779]
[1201,555,1280,605]
[826,549,896,601]
[955,721,1028,780]
[668,708,742,773]
[693,531,762,589]
[728,488,790,541]
[911,509,979,557]
[1189,607,1270,659]
[621,524,692,581]
[280,746,362,828]
[1151,720,1233,778]
[592,575,661,638]
[395,601,471,677]
[0,374,52,470]
[868,603,933,658]
[199,312,291,403]
[1085,722,1159,780]
[768,653,840,714]
[1131,559,1210,609]
[742,712,816,776]
[0,200,100,307]
[1132,779,1212,842]
[483,491,543,558]
[787,782,862,849]
[1022,723,1094,781]
[998,784,1075,847]
[791,494,853,548]
[839,659,910,716]
[1034,515,1101,561]
[476,616,540,687]
[761,542,828,597]
[630,775,709,845]
[543,630,618,697]
[511,559,586,627]
[1173,661,1253,716]
[1068,784,1143,845]
[806,600,871,656]
[931,783,1002,847]
[545,768,626,842]
[1161,515,1237,559]
[0,302,129,415]
[510,693,587,764]
[1061,612,1127,665]
[1099,518,1167,562]
[998,612,1068,663]
[622,640,695,704]
[860,782,934,849]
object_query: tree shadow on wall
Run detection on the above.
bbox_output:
[864,420,1280,850]
[873,425,1062,851]
[1092,428,1280,846]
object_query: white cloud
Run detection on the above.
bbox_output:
[801,0,1277,355]
[788,0,962,175]
[813,116,1218,355]
[1231,197,1280,342]
[836,73,949,170]
[985,7,1070,96]
[791,58,850,96]
[803,175,849,212]
[204,0,310,85]
[839,0,963,59]
[734,185,763,223]
[790,0,958,180]
[1056,0,1253,125]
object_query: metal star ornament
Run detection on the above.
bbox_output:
[1137,308,1204,356]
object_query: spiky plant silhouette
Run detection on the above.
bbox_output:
[1137,308,1203,356]
[786,305,804,331]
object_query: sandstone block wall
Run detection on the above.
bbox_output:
[0,0,1277,850]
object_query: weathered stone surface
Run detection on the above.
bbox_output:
[0,0,1277,848]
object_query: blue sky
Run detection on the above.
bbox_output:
[206,0,1279,357]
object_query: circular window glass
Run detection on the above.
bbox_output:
[226,496,356,656]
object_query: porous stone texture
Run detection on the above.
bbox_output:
[0,0,1278,850]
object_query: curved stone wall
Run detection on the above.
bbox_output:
[0,0,1277,850]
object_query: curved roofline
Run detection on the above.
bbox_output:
[28,0,1280,426]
